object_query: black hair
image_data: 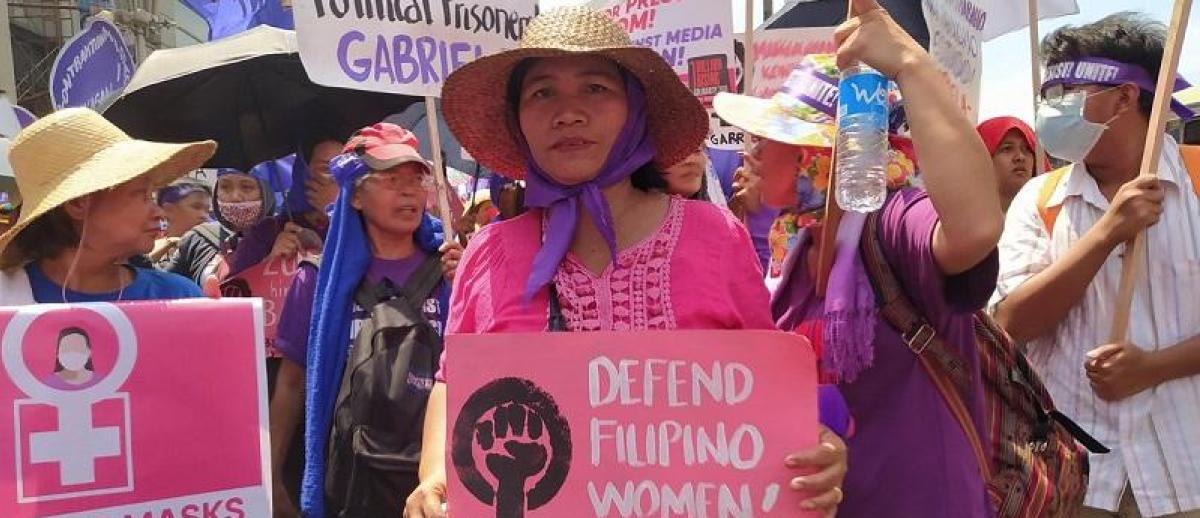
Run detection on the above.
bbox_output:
[505,58,668,193]
[0,206,80,270]
[1041,12,1166,116]
[54,326,94,373]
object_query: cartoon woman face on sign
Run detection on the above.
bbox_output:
[47,327,96,389]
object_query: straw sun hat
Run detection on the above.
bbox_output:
[0,108,216,255]
[442,6,708,179]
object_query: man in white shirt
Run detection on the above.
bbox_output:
[993,13,1200,518]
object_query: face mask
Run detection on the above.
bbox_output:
[1035,90,1113,163]
[59,351,89,371]
[219,200,263,230]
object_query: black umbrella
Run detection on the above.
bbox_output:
[764,0,929,49]
[105,26,417,171]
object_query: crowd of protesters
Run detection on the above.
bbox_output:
[0,1,1196,517]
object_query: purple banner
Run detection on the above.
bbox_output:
[49,18,136,110]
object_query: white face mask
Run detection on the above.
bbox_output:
[1035,89,1116,164]
[58,350,89,371]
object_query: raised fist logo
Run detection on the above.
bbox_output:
[453,378,571,518]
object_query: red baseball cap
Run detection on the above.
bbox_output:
[345,123,433,172]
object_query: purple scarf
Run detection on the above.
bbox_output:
[521,74,656,301]
[821,211,876,382]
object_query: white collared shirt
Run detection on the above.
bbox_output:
[995,135,1200,515]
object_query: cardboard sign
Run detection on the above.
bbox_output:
[591,0,736,105]
[49,18,136,111]
[446,330,819,517]
[748,27,836,99]
[922,0,983,121]
[0,300,269,517]
[220,255,305,358]
[293,0,539,96]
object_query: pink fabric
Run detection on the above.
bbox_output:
[438,196,774,380]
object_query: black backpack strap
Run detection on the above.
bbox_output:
[352,253,445,313]
[398,252,445,308]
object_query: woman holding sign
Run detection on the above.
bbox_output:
[404,7,849,517]
[714,0,1004,516]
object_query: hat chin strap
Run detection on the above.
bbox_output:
[59,201,127,303]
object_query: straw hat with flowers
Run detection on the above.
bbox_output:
[441,6,708,178]
[0,108,216,256]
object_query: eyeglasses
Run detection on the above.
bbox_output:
[1041,83,1121,102]
[363,170,434,191]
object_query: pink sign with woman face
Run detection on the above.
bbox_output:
[0,299,270,517]
[446,330,820,518]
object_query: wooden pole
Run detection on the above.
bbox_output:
[815,0,857,297]
[743,0,755,101]
[424,97,457,246]
[1108,0,1192,343]
[729,0,758,222]
[1027,0,1047,177]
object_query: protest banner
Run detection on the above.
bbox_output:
[49,17,136,111]
[1111,0,1192,343]
[590,0,736,108]
[292,0,539,97]
[747,27,836,99]
[979,0,1076,41]
[220,255,306,358]
[707,27,835,152]
[0,299,270,517]
[446,330,820,518]
[921,0,983,121]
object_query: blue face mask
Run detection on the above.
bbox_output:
[1035,89,1118,163]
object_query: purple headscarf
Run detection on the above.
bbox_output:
[521,72,656,301]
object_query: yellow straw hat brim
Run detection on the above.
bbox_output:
[442,7,708,179]
[0,134,216,255]
[712,92,835,148]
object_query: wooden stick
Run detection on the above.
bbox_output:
[815,0,857,297]
[1108,0,1192,343]
[1027,0,1047,177]
[424,97,457,245]
[729,0,758,223]
[743,0,755,102]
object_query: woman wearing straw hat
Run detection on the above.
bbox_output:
[404,6,850,517]
[0,108,216,305]
[714,0,1004,515]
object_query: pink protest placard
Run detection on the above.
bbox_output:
[0,299,270,517]
[220,254,306,357]
[446,330,819,517]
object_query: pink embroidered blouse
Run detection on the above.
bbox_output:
[437,196,774,380]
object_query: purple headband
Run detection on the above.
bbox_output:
[156,183,210,205]
[776,60,839,119]
[1042,57,1195,119]
[521,73,656,302]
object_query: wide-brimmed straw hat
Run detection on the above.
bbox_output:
[713,54,841,148]
[0,108,216,255]
[442,6,708,179]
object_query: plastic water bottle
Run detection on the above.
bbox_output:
[835,64,890,213]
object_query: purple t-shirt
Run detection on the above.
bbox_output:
[774,189,998,518]
[274,250,451,366]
